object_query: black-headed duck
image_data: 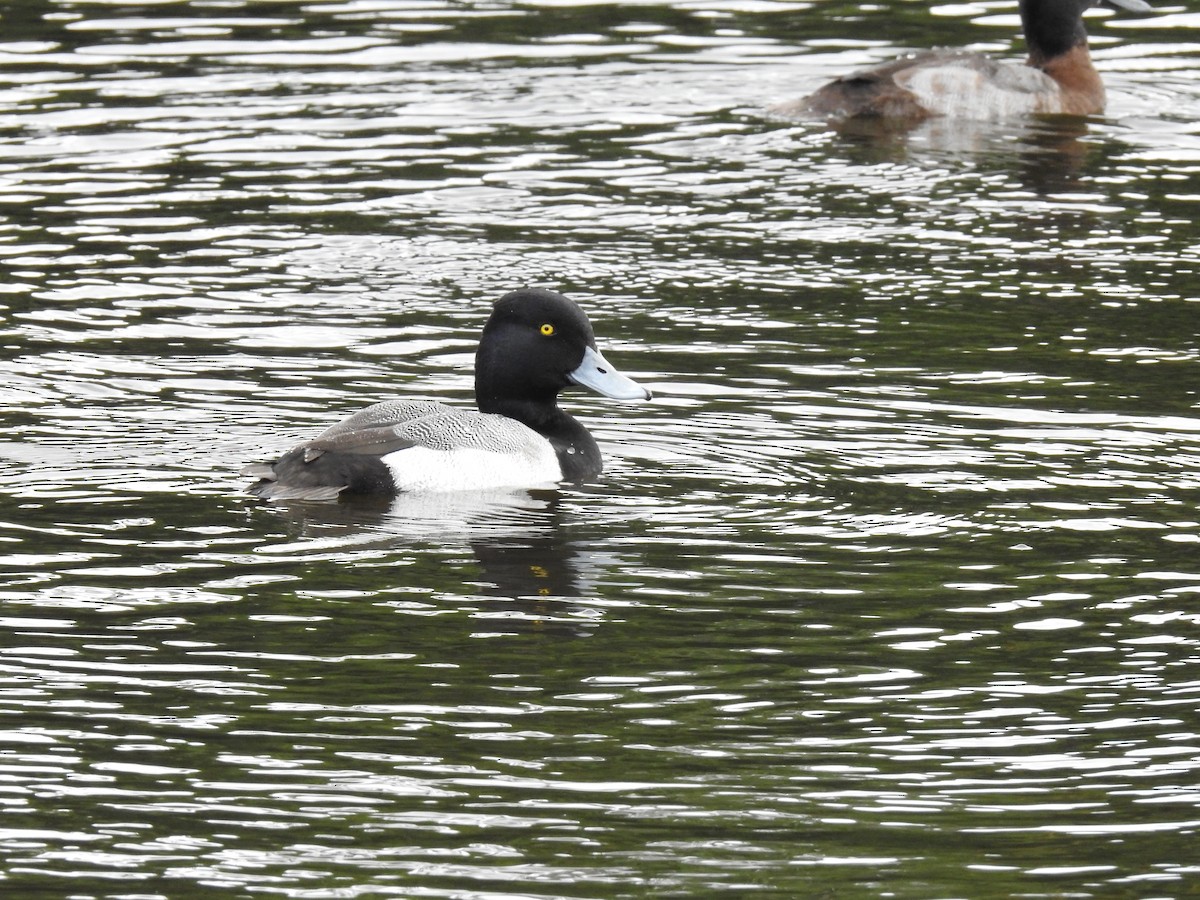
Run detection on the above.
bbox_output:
[245,288,651,500]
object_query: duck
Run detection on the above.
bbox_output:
[772,0,1152,122]
[244,288,651,500]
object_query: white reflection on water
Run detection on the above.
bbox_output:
[252,488,563,549]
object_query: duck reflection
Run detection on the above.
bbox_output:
[252,488,598,612]
[819,113,1093,194]
[470,526,582,600]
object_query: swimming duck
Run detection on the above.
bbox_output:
[773,0,1151,121]
[245,288,651,500]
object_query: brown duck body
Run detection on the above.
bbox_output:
[774,0,1150,122]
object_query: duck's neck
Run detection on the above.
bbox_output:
[479,395,603,481]
[1019,0,1103,114]
[1029,43,1105,115]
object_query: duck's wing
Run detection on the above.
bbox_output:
[777,51,1059,120]
[245,400,554,500]
[309,400,542,456]
[313,398,446,441]
[894,54,1060,118]
[777,51,951,119]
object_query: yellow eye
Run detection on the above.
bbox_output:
[539,323,555,336]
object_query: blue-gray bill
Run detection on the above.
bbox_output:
[569,346,651,401]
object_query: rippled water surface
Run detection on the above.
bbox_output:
[3,0,1200,895]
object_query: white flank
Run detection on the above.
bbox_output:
[382,444,562,493]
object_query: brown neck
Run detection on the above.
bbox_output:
[1030,42,1105,115]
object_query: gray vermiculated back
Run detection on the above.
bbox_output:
[316,399,544,457]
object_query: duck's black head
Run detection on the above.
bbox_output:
[1021,0,1150,63]
[474,288,648,418]
[476,288,595,410]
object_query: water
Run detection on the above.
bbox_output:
[2,0,1200,895]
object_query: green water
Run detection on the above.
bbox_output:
[1,0,1199,896]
